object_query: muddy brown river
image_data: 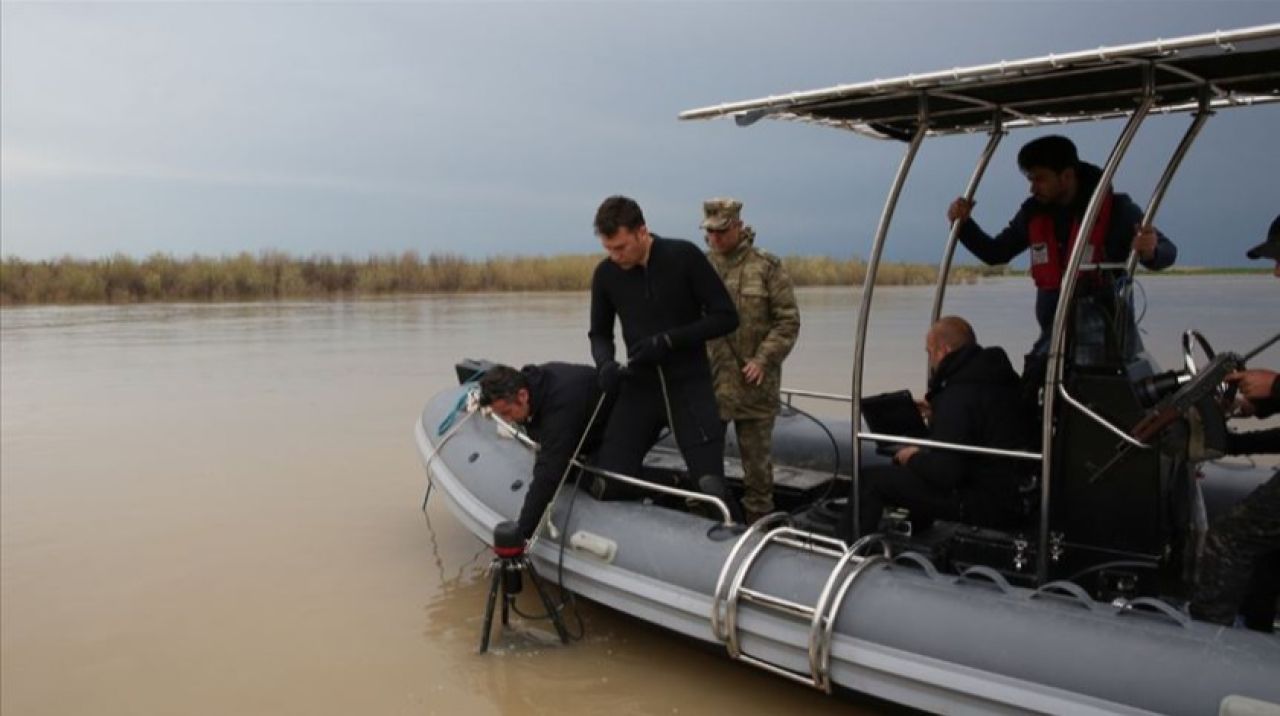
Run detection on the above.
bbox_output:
[2,277,1275,715]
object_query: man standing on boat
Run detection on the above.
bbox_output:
[702,198,801,524]
[946,135,1178,355]
[478,363,612,540]
[1189,215,1280,632]
[588,195,745,522]
[842,316,1030,539]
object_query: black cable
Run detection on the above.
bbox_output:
[1108,274,1147,358]
[514,388,609,642]
[550,467,587,640]
[720,339,841,515]
[494,468,587,639]
[509,593,553,621]
[1133,276,1148,327]
[782,402,843,515]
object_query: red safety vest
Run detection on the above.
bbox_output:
[1027,193,1113,290]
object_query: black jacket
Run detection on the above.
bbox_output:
[589,235,739,381]
[910,344,1031,522]
[1254,376,1280,418]
[958,162,1177,339]
[517,362,608,538]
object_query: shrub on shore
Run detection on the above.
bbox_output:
[0,252,1009,305]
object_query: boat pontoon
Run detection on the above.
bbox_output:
[417,25,1280,715]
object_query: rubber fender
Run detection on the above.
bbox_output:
[570,531,618,563]
[1220,695,1280,716]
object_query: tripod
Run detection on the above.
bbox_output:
[479,522,571,653]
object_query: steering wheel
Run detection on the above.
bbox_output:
[1181,329,1216,375]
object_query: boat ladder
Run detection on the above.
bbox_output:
[710,514,890,693]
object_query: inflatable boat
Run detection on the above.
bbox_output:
[417,24,1280,715]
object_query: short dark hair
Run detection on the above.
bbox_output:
[478,365,527,406]
[1017,135,1079,173]
[594,195,646,237]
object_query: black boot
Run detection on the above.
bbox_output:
[697,474,745,524]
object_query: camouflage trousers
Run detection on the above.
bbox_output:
[1190,470,1280,630]
[734,416,776,515]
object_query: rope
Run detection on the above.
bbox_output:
[437,381,481,436]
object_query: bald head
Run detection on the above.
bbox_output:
[926,316,976,370]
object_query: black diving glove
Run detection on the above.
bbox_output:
[598,360,625,393]
[627,333,673,366]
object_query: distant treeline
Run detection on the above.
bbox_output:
[1,251,1008,305]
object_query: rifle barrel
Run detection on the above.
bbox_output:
[1243,332,1280,363]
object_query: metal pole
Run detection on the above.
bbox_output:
[1037,76,1155,584]
[931,116,1005,324]
[850,96,929,538]
[1124,88,1214,278]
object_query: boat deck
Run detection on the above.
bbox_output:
[644,446,838,493]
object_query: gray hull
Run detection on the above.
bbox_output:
[416,385,1280,716]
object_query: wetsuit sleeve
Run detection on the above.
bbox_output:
[664,244,740,349]
[517,400,588,538]
[754,260,800,367]
[588,263,617,368]
[1252,376,1280,420]
[956,209,1031,266]
[1225,427,1280,455]
[905,396,971,489]
[1109,194,1177,270]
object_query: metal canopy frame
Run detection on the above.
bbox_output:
[679,24,1280,583]
[679,25,1280,138]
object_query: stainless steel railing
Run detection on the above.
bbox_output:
[488,411,735,526]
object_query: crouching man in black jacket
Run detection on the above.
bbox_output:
[843,316,1031,540]
[479,363,612,540]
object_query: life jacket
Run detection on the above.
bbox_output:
[1027,193,1113,290]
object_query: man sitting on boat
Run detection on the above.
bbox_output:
[946,135,1178,356]
[842,316,1031,539]
[588,195,744,522]
[478,363,613,540]
[1189,216,1280,632]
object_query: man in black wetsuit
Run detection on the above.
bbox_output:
[588,195,744,521]
[478,363,611,540]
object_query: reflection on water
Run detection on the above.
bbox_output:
[1,276,1275,715]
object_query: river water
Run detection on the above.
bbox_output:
[2,276,1275,715]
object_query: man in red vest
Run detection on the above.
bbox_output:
[946,135,1177,355]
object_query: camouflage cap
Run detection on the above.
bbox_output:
[701,197,743,231]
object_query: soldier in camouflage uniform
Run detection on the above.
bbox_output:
[1189,216,1280,632]
[703,198,801,523]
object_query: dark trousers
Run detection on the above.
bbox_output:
[595,370,736,512]
[841,464,962,540]
[1191,470,1280,631]
[1240,552,1280,632]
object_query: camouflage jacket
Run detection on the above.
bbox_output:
[706,228,801,419]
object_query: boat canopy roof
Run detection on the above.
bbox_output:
[679,25,1280,138]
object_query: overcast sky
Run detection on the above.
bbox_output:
[2,1,1277,266]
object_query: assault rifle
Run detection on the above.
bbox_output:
[1131,331,1279,443]
[1129,351,1243,443]
[1089,332,1278,482]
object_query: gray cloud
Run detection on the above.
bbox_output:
[3,2,1277,265]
